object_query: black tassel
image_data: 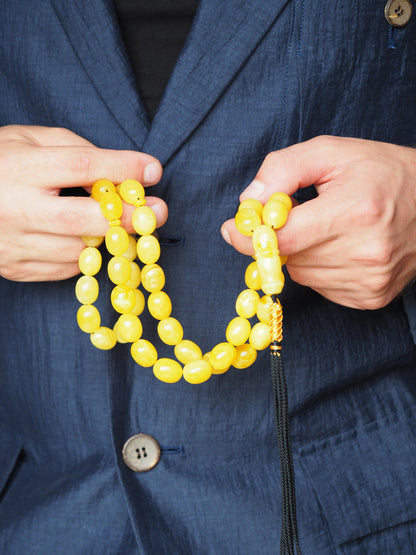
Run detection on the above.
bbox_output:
[270,295,301,555]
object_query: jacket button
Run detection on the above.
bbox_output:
[122,433,161,472]
[385,0,413,26]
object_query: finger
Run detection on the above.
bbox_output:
[221,219,254,255]
[2,260,81,282]
[6,125,95,147]
[24,144,162,189]
[26,195,167,237]
[240,136,337,202]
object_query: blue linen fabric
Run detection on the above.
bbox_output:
[1,1,416,553]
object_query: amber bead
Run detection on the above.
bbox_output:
[235,289,260,318]
[235,207,261,236]
[153,358,183,383]
[124,262,141,289]
[141,264,165,292]
[249,322,271,350]
[147,291,172,320]
[209,342,236,373]
[232,344,257,369]
[256,295,273,324]
[107,256,131,285]
[79,247,102,276]
[183,359,212,384]
[136,234,160,264]
[118,179,145,206]
[131,289,146,316]
[131,339,158,367]
[105,226,130,256]
[111,284,136,314]
[244,261,262,291]
[116,313,143,343]
[239,199,263,216]
[268,192,292,211]
[100,191,123,221]
[132,206,157,236]
[75,275,99,305]
[90,326,117,350]
[226,317,251,346]
[262,200,288,230]
[77,304,100,333]
[174,340,202,364]
[157,317,183,345]
[91,179,115,201]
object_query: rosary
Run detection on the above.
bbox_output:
[75,178,302,554]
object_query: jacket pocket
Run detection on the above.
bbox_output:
[299,405,416,554]
[0,425,22,501]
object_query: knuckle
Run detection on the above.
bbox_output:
[71,149,94,181]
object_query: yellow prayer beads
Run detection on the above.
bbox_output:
[76,178,291,384]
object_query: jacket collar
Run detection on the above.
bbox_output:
[51,0,290,164]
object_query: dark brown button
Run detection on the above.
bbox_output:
[122,433,161,472]
[385,0,413,27]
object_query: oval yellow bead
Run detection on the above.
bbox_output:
[124,235,138,262]
[110,284,136,314]
[232,343,258,369]
[183,359,212,384]
[90,326,117,350]
[257,295,273,324]
[262,200,288,230]
[131,339,158,367]
[91,179,115,201]
[124,262,141,289]
[75,275,99,305]
[100,191,123,221]
[79,247,102,276]
[239,198,264,216]
[174,340,203,364]
[226,317,251,346]
[148,291,172,320]
[113,320,128,344]
[209,342,236,373]
[105,226,130,256]
[136,234,161,264]
[244,261,262,290]
[268,192,292,211]
[77,304,101,333]
[157,317,183,345]
[107,255,131,285]
[131,289,146,316]
[132,206,157,236]
[249,322,271,350]
[141,264,165,292]
[82,236,104,248]
[118,179,145,205]
[235,289,260,318]
[153,358,183,383]
[115,313,143,342]
[235,207,262,236]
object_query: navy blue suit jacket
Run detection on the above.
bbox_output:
[1,1,416,553]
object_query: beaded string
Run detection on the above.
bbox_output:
[75,178,301,553]
[76,179,290,385]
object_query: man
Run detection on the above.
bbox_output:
[1,1,415,553]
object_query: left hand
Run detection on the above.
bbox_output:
[221,136,416,310]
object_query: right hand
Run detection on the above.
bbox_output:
[0,125,167,282]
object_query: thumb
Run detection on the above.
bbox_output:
[240,137,335,203]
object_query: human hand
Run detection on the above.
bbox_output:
[222,136,416,310]
[0,125,167,282]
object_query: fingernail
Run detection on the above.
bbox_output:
[222,227,231,245]
[241,179,266,200]
[143,162,162,185]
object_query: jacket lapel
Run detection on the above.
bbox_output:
[50,0,290,162]
[143,0,291,165]
[50,0,149,149]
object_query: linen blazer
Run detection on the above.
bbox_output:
[1,1,416,553]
